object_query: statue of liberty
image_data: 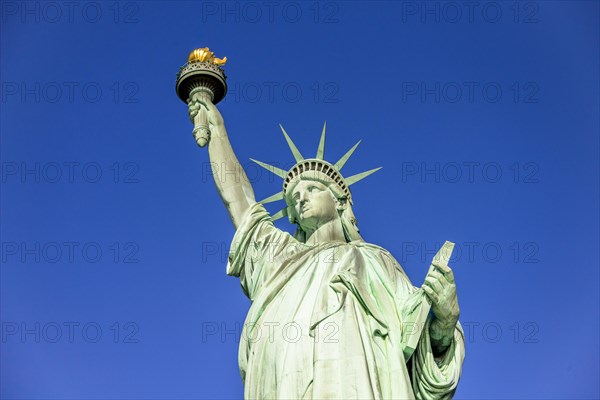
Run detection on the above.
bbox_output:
[178,49,465,399]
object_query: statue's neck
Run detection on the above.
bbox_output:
[304,218,346,246]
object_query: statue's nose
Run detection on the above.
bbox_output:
[299,191,309,204]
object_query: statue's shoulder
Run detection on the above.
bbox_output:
[345,241,411,286]
[348,241,400,266]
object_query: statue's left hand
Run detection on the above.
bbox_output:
[423,262,460,328]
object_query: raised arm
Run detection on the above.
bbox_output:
[189,100,256,229]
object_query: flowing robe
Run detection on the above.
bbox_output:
[227,203,465,399]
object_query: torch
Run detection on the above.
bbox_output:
[176,47,228,147]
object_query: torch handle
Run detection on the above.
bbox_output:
[189,88,215,148]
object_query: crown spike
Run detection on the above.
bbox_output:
[249,158,287,178]
[280,124,304,163]
[334,140,362,171]
[259,191,284,204]
[271,207,288,221]
[345,167,382,186]
[316,121,326,160]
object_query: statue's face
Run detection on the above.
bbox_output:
[289,180,339,231]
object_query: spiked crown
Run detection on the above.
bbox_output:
[251,122,381,222]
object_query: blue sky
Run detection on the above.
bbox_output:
[1,1,599,398]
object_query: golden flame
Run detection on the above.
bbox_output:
[188,47,227,66]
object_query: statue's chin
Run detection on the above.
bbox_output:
[296,214,321,230]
